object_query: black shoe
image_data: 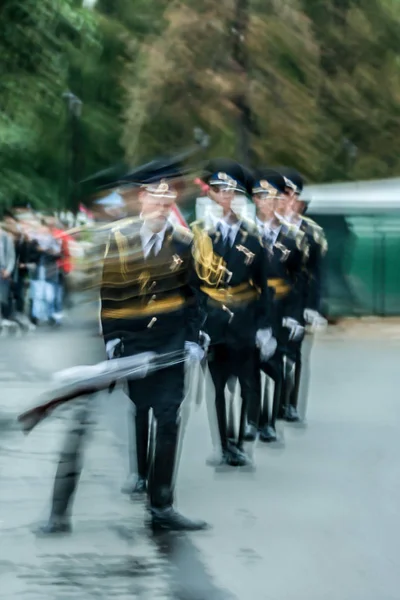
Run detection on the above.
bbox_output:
[226,445,252,467]
[35,518,72,535]
[286,406,300,423]
[150,507,209,531]
[206,445,236,467]
[243,424,258,442]
[122,475,147,495]
[259,425,278,443]
[131,477,147,496]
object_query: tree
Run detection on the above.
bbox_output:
[0,0,100,209]
[302,0,400,181]
[121,0,400,183]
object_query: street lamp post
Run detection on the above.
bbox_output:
[63,92,83,216]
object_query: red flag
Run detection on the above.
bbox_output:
[170,204,189,229]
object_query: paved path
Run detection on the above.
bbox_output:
[0,319,399,599]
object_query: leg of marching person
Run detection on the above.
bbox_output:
[121,388,150,495]
[295,333,314,421]
[243,353,262,443]
[172,364,195,489]
[125,365,208,531]
[226,376,238,444]
[36,398,94,534]
[259,354,283,442]
[286,341,302,423]
[227,348,258,465]
[147,364,208,531]
[204,365,226,466]
[280,353,295,420]
[208,344,238,465]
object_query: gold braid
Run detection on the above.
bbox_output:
[191,224,227,287]
[114,230,129,278]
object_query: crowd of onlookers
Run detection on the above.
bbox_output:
[0,210,74,332]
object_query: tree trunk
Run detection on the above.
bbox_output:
[231,0,253,167]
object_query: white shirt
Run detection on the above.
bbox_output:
[211,213,241,246]
[140,220,169,257]
[256,216,281,246]
[289,215,302,233]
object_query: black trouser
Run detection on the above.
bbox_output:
[258,351,284,429]
[48,399,93,522]
[47,363,184,521]
[128,362,184,510]
[285,339,302,410]
[208,345,259,451]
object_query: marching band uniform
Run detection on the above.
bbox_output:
[101,173,208,531]
[192,159,277,467]
[277,168,328,422]
[35,157,327,536]
[39,166,208,534]
[246,170,307,442]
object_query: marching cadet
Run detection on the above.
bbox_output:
[192,158,277,467]
[39,162,209,533]
[277,167,328,422]
[244,169,307,443]
[101,165,209,531]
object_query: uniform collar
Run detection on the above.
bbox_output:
[256,216,281,234]
[288,213,303,231]
[140,219,170,248]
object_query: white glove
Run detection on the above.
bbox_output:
[282,317,305,342]
[185,341,205,362]
[256,328,272,346]
[256,328,277,361]
[199,331,211,353]
[106,338,121,360]
[303,309,327,332]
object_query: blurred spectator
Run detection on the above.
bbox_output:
[45,216,73,314]
[30,223,62,325]
[0,222,16,320]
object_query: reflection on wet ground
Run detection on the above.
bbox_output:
[1,311,400,599]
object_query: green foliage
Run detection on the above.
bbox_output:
[0,0,99,209]
[123,0,400,183]
[2,0,400,213]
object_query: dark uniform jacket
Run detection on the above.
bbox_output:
[259,220,308,327]
[297,216,328,316]
[191,217,275,348]
[100,218,204,356]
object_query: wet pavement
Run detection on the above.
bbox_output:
[0,309,399,599]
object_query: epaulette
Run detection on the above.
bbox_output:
[293,227,308,251]
[302,216,327,253]
[241,217,258,235]
[173,224,194,244]
[282,223,307,251]
[302,215,323,232]
[282,221,298,237]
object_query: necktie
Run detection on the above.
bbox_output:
[218,223,232,247]
[146,234,158,259]
[263,228,275,247]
